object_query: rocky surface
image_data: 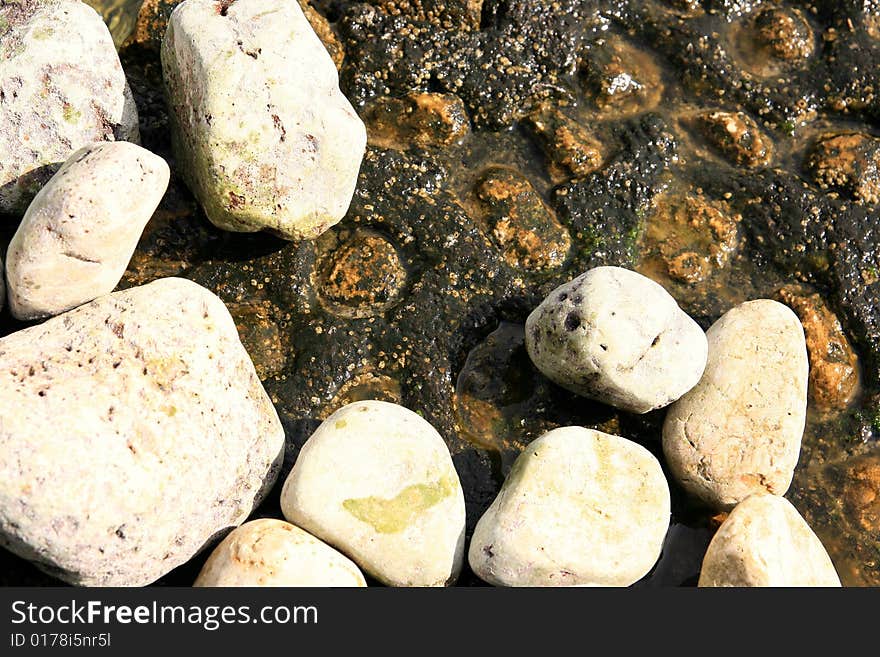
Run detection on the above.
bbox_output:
[281,401,466,587]
[525,103,605,183]
[663,300,809,510]
[473,167,571,270]
[526,267,707,414]
[469,427,670,587]
[365,92,470,149]
[0,0,139,214]
[699,494,840,587]
[6,142,169,320]
[194,518,366,587]
[161,0,366,240]
[838,453,880,536]
[807,132,880,204]
[580,35,663,116]
[0,278,284,586]
[777,284,860,412]
[367,0,482,30]
[641,192,740,286]
[689,110,772,169]
[5,0,880,587]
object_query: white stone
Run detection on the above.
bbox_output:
[525,266,708,413]
[663,299,808,510]
[281,400,466,587]
[161,0,366,240]
[468,427,671,587]
[194,518,367,587]
[0,0,139,214]
[0,278,284,586]
[699,494,841,587]
[6,142,170,320]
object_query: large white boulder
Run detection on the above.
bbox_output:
[161,0,366,240]
[0,278,284,586]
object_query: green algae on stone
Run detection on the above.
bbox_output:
[343,475,458,534]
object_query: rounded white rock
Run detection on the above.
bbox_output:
[468,426,671,587]
[0,278,284,586]
[161,0,366,240]
[280,400,466,587]
[194,519,367,587]
[525,266,708,413]
[699,494,841,587]
[0,0,139,214]
[6,142,170,320]
[663,299,809,510]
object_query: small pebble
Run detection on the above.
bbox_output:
[469,426,671,587]
[6,142,170,320]
[699,494,841,587]
[663,299,809,510]
[194,519,366,587]
[525,266,708,413]
[281,400,466,587]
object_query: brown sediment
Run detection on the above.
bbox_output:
[777,284,860,413]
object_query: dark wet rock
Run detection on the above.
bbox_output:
[473,167,570,270]
[828,204,880,387]
[364,92,470,149]
[552,114,676,271]
[777,284,860,413]
[453,321,618,459]
[839,452,880,535]
[524,102,604,182]
[795,445,880,586]
[807,132,880,204]
[314,227,407,318]
[641,191,740,286]
[338,1,609,129]
[752,6,814,62]
[690,110,772,168]
[300,1,346,69]
[228,300,290,380]
[662,0,704,17]
[619,2,818,132]
[580,35,663,115]
[124,0,180,51]
[734,167,832,279]
[366,0,482,30]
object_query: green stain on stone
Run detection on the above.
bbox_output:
[63,104,81,124]
[342,475,457,534]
